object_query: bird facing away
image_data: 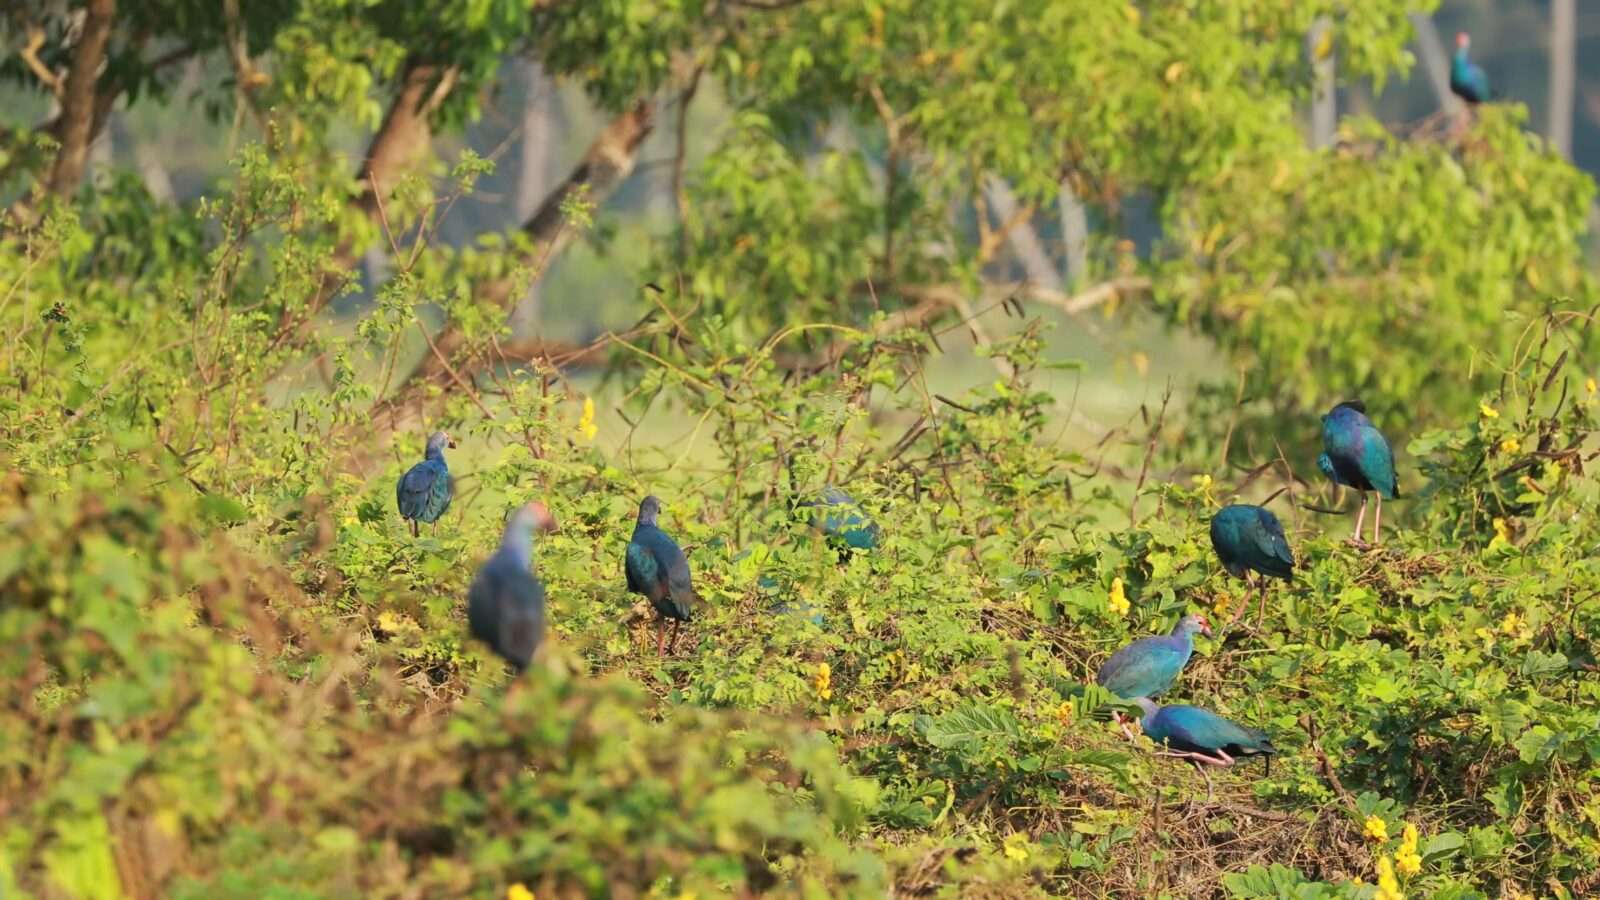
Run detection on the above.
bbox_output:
[1131,697,1277,800]
[810,486,881,553]
[396,431,455,537]
[1096,614,1213,700]
[467,500,559,673]
[625,495,700,656]
[1320,400,1400,545]
[1450,32,1491,106]
[1209,504,1295,627]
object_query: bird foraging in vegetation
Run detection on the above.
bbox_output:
[467,500,558,673]
[396,431,455,537]
[1450,32,1491,106]
[808,486,881,554]
[1096,614,1213,739]
[1209,504,1294,628]
[1320,400,1400,545]
[625,495,699,656]
[1131,697,1277,801]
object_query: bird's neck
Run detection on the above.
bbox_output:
[425,446,447,463]
[499,527,535,570]
[1452,47,1470,67]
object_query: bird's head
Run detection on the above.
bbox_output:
[638,495,663,525]
[425,430,456,454]
[1323,399,1366,424]
[1455,31,1471,51]
[510,500,559,535]
[1129,697,1160,721]
[1178,613,1214,638]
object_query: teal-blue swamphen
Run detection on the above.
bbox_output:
[811,486,880,554]
[396,430,455,537]
[1320,400,1399,545]
[467,500,559,673]
[1131,697,1277,800]
[625,495,700,656]
[1209,504,1294,627]
[1450,32,1491,106]
[1096,613,1213,739]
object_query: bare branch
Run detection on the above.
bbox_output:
[20,27,64,97]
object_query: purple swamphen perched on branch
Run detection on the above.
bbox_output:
[1319,400,1399,545]
[396,430,455,537]
[467,500,559,673]
[626,495,700,656]
[1209,504,1294,628]
[1450,31,1491,106]
[1131,697,1277,801]
[1096,613,1213,739]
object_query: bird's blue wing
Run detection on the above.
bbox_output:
[625,538,663,600]
[1357,424,1399,498]
[396,460,439,520]
[1095,637,1186,699]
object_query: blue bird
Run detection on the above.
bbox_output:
[1131,697,1277,799]
[1096,613,1213,700]
[809,486,881,554]
[625,495,700,656]
[1320,400,1400,545]
[1450,32,1491,106]
[467,500,559,673]
[1209,504,1294,626]
[396,430,455,537]
[1096,613,1213,739]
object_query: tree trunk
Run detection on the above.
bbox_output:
[509,61,559,336]
[1549,0,1576,159]
[45,0,117,198]
[1308,17,1336,148]
[1058,180,1088,287]
[1408,13,1458,113]
[983,177,1062,293]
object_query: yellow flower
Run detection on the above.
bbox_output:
[1056,700,1074,728]
[1475,627,1497,651]
[1107,577,1129,617]
[507,885,535,900]
[1499,611,1525,636]
[813,662,833,701]
[1212,594,1232,620]
[1499,437,1520,454]
[1490,517,1511,549]
[577,396,598,442]
[1588,377,1597,395]
[1375,855,1404,900]
[1363,815,1389,842]
[1002,832,1031,861]
[1479,403,1499,419]
[1395,823,1421,876]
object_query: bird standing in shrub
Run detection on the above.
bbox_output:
[809,486,880,554]
[1320,400,1400,545]
[1209,504,1294,627]
[396,430,455,537]
[1450,31,1491,106]
[1130,697,1277,800]
[1096,614,1213,738]
[626,495,699,656]
[467,500,559,673]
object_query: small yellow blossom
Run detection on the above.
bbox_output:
[1212,594,1232,620]
[1499,437,1520,454]
[1491,517,1511,546]
[1107,577,1130,617]
[1002,833,1031,861]
[1363,815,1389,842]
[1588,377,1597,395]
[507,884,535,900]
[1475,627,1497,651]
[1056,701,1074,728]
[1500,611,1526,637]
[577,396,598,442]
[1375,855,1404,900]
[813,662,833,701]
[1479,403,1499,419]
[1395,823,1421,876]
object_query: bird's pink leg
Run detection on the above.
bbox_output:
[667,619,682,655]
[656,622,668,656]
[1113,711,1137,742]
[1372,493,1383,545]
[1351,494,1368,544]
